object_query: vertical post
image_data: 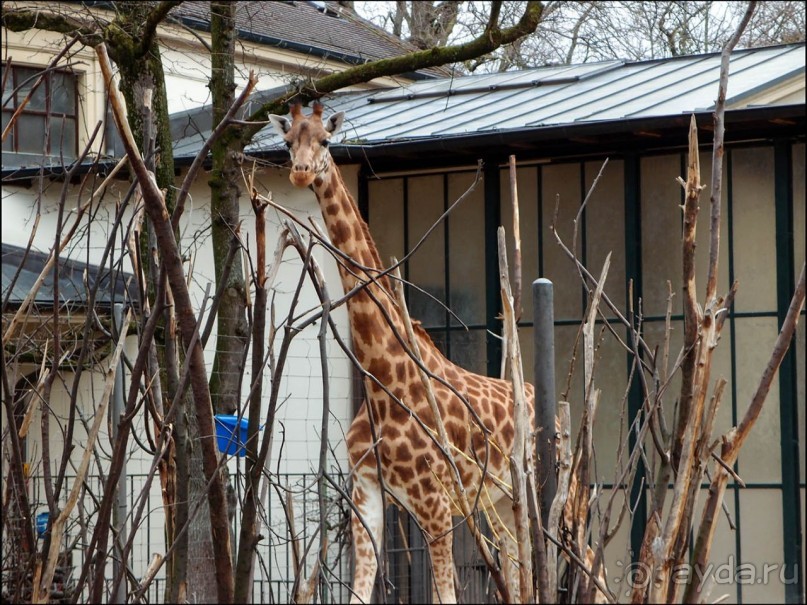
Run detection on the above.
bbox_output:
[485,160,503,377]
[112,303,127,604]
[533,278,556,528]
[624,153,647,560]
[774,140,803,603]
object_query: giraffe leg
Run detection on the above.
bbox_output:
[489,495,522,603]
[419,502,457,604]
[349,470,384,605]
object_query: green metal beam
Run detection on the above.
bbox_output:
[485,160,503,378]
[624,152,647,560]
[774,140,803,604]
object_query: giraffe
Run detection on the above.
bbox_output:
[268,103,603,604]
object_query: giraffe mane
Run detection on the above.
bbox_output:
[410,319,440,351]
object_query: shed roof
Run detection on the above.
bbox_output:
[2,243,138,311]
[235,41,804,158]
[166,43,806,167]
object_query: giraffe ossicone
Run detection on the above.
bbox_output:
[268,103,603,604]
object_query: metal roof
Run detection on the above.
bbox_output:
[130,0,441,73]
[2,243,138,310]
[235,42,804,155]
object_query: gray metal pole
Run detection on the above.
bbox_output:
[533,279,557,529]
[112,304,127,605]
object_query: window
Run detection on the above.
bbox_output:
[368,171,490,377]
[2,64,78,163]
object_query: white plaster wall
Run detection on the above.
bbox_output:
[177,164,356,475]
[159,41,294,114]
[2,163,357,462]
[157,26,401,114]
[1,163,358,599]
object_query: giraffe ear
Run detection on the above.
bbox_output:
[325,111,345,135]
[267,114,292,136]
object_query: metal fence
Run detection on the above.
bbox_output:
[377,508,496,604]
[12,471,352,604]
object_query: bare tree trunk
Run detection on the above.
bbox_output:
[233,185,270,604]
[183,401,224,602]
[209,0,248,417]
[185,2,244,601]
[98,42,235,603]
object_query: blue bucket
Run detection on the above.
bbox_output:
[214,415,254,457]
[36,512,49,537]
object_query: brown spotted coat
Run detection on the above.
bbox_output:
[268,104,606,605]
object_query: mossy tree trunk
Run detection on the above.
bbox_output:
[106,4,195,602]
[208,1,248,417]
[182,1,244,602]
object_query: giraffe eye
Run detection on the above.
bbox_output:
[284,140,292,149]
[321,139,329,148]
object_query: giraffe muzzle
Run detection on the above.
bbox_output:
[290,168,315,188]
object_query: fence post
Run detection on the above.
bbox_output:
[112,303,127,605]
[533,279,556,528]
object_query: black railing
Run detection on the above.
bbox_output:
[9,472,351,603]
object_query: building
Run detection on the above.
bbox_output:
[173,42,805,604]
[2,2,438,602]
[2,2,805,601]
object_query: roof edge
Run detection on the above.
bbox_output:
[2,104,803,181]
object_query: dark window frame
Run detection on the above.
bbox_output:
[361,137,805,604]
[2,63,79,161]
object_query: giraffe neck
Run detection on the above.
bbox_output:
[311,166,387,292]
[311,164,411,367]
[311,163,450,381]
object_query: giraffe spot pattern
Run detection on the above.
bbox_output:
[415,454,431,476]
[406,424,428,450]
[352,311,378,347]
[368,357,393,384]
[445,420,468,450]
[395,443,413,462]
[332,219,351,246]
[384,424,400,440]
[419,475,436,493]
[391,464,415,483]
[447,397,465,419]
[501,420,514,443]
[408,381,425,402]
[281,106,543,603]
[388,400,409,424]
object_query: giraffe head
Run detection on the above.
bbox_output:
[268,102,345,188]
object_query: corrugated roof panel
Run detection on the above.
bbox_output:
[364,60,622,104]
[179,42,806,158]
[572,57,729,121]
[365,66,545,101]
[349,63,626,140]
[628,47,805,117]
[465,64,658,130]
[421,82,581,136]
[354,89,527,139]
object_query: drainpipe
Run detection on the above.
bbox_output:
[112,303,127,604]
